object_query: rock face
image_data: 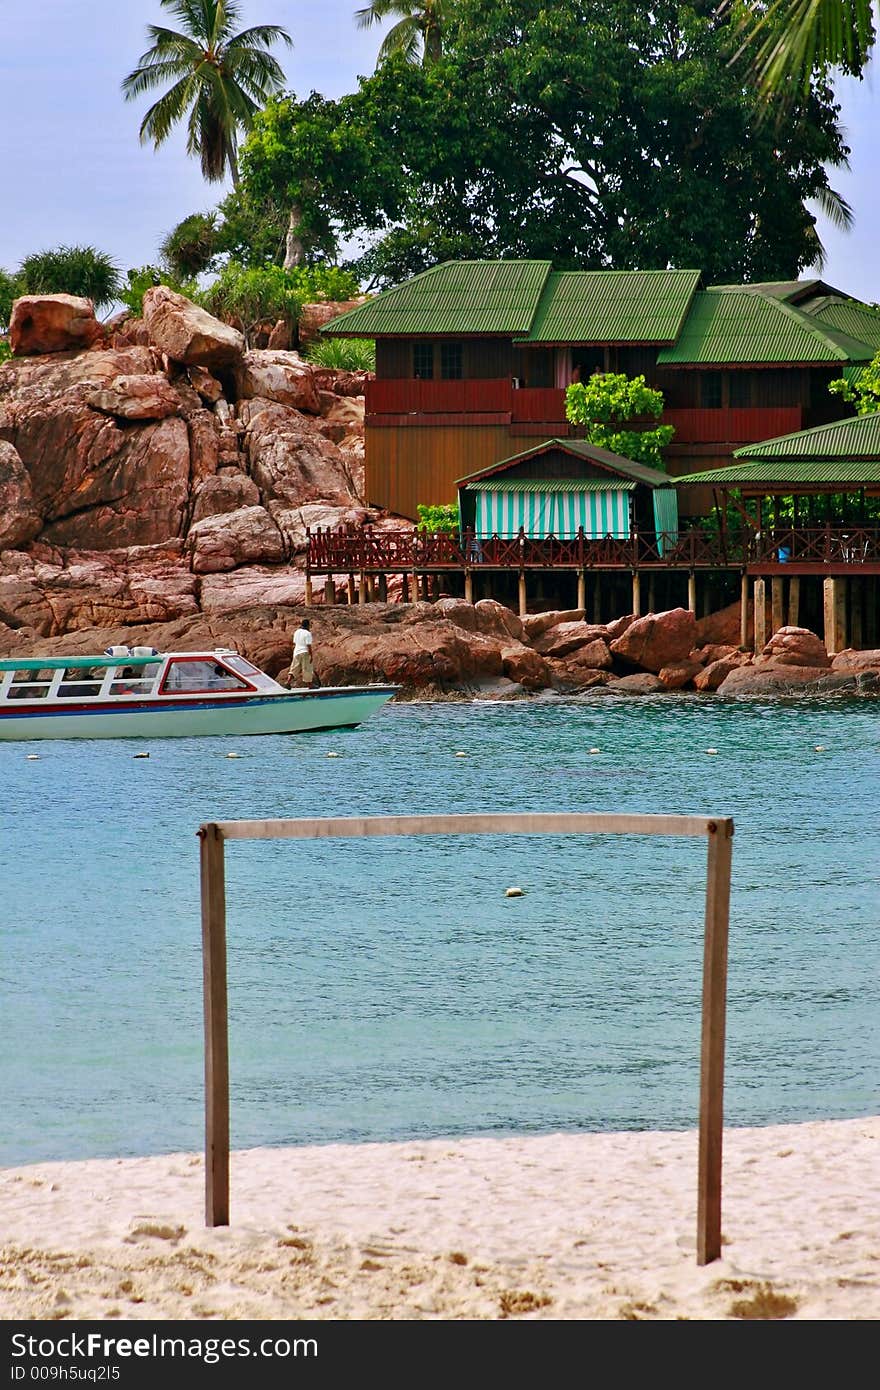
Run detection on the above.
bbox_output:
[297,300,367,347]
[832,647,880,672]
[759,626,830,668]
[235,351,321,413]
[658,659,703,690]
[187,506,286,574]
[0,441,41,548]
[142,286,245,369]
[717,664,831,695]
[9,295,103,355]
[240,400,358,506]
[610,607,697,672]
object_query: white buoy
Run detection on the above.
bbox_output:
[814,745,827,752]
[25,754,40,760]
[226,752,242,759]
[588,747,600,755]
[326,751,340,758]
[505,886,524,898]
[706,748,718,755]
[133,751,150,759]
[455,751,468,758]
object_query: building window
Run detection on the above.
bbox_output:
[728,372,752,408]
[413,343,433,379]
[700,372,723,409]
[440,342,463,380]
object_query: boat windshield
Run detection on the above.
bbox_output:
[222,655,282,690]
[162,659,251,694]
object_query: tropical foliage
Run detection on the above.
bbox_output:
[118,265,199,316]
[306,336,376,372]
[416,502,459,533]
[356,1,449,66]
[829,351,880,415]
[200,261,359,343]
[0,269,21,333]
[159,212,219,277]
[565,373,674,469]
[735,0,875,100]
[122,0,291,184]
[17,246,122,308]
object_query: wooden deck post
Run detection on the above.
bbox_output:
[464,569,474,604]
[697,818,733,1265]
[648,575,656,615]
[631,571,641,618]
[518,570,528,617]
[787,575,800,628]
[687,572,697,614]
[753,578,767,653]
[771,577,784,636]
[325,575,336,606]
[347,573,356,605]
[739,573,749,647]
[358,572,367,605]
[577,570,586,613]
[199,824,229,1227]
[304,575,313,607]
[401,573,410,603]
[850,577,863,650]
[823,576,846,655]
[377,573,388,604]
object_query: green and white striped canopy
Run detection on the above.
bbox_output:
[473,481,632,538]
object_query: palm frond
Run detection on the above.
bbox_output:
[378,15,423,64]
[139,74,200,146]
[812,183,855,231]
[224,23,293,51]
[736,0,874,98]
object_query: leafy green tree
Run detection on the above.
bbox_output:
[416,502,459,533]
[118,265,199,316]
[18,246,122,308]
[122,0,291,185]
[735,0,874,100]
[0,269,22,332]
[356,1,449,67]
[829,351,880,415]
[159,212,219,277]
[565,373,674,469]
[200,261,359,342]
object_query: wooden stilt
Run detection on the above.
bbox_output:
[325,575,336,606]
[377,573,388,604]
[823,576,845,655]
[739,573,749,648]
[464,569,474,604]
[787,575,800,628]
[200,824,229,1228]
[358,572,367,605]
[697,819,734,1265]
[347,573,356,605]
[401,573,410,603]
[771,577,784,636]
[850,577,863,649]
[631,571,642,617]
[687,573,697,614]
[753,578,767,654]
[304,575,313,607]
[577,570,586,613]
[518,570,527,618]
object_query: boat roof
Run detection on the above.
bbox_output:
[0,654,168,672]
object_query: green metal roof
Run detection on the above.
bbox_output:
[732,410,880,461]
[518,269,700,344]
[0,654,161,671]
[804,298,880,350]
[676,459,880,487]
[707,278,843,303]
[456,437,671,488]
[657,290,875,366]
[464,477,636,493]
[323,260,552,337]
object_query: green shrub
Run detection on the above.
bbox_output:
[18,245,122,309]
[119,266,199,317]
[159,213,219,279]
[417,503,459,534]
[0,268,21,333]
[307,336,375,372]
[0,338,11,364]
[201,262,303,343]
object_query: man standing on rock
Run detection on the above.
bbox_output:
[289,619,315,687]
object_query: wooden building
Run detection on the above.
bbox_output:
[324,263,880,521]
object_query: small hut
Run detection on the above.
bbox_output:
[456,438,678,548]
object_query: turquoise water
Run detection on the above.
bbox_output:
[1,695,878,1166]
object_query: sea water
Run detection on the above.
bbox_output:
[1,695,878,1165]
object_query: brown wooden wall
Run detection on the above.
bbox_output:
[375,338,516,381]
[365,424,515,518]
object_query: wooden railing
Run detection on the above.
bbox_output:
[307,524,880,572]
[663,407,803,444]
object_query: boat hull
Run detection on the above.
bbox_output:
[0,687,397,741]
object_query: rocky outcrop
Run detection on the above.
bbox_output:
[235,350,321,413]
[694,654,750,691]
[830,648,880,672]
[187,506,286,574]
[612,672,664,694]
[758,626,830,668]
[86,374,183,420]
[240,399,359,506]
[142,286,245,369]
[9,295,104,355]
[658,659,703,690]
[297,300,367,347]
[610,607,697,672]
[717,663,831,695]
[0,441,41,548]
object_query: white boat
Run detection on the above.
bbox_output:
[0,647,398,741]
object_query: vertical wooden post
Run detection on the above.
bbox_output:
[464,569,474,604]
[771,577,784,636]
[648,575,656,615]
[739,572,749,647]
[304,575,313,607]
[823,576,845,655]
[347,573,356,605]
[401,572,410,603]
[865,577,877,647]
[631,571,641,617]
[377,573,388,604]
[850,577,863,650]
[753,578,767,654]
[358,572,367,605]
[592,575,602,624]
[325,575,336,606]
[577,570,586,613]
[518,570,527,617]
[200,824,229,1228]
[697,819,733,1265]
[687,572,697,614]
[787,575,800,628]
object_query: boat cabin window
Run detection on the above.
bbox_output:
[162,659,250,694]
[6,669,53,700]
[108,663,160,697]
[222,654,279,690]
[57,665,102,698]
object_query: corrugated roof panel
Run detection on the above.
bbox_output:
[657,291,875,365]
[807,299,880,350]
[455,436,670,488]
[323,260,552,337]
[733,410,880,460]
[521,269,700,344]
[677,459,880,486]
[466,478,636,492]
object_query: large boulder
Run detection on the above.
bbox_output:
[611,672,664,694]
[500,643,550,690]
[186,505,285,573]
[694,654,751,691]
[0,441,41,548]
[235,350,321,413]
[86,374,183,420]
[658,659,703,690]
[142,286,244,369]
[610,607,697,673]
[0,346,160,397]
[239,399,358,506]
[695,600,747,648]
[297,300,367,347]
[716,664,830,695]
[533,621,610,659]
[472,598,524,642]
[190,471,260,524]
[830,648,880,672]
[9,295,103,355]
[759,626,829,668]
[521,608,587,641]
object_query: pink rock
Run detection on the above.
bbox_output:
[612,672,664,693]
[9,295,104,355]
[695,600,748,647]
[187,505,286,573]
[191,472,260,524]
[610,607,697,673]
[658,659,703,690]
[605,613,635,641]
[533,622,611,659]
[717,664,830,695]
[694,655,751,691]
[0,441,41,548]
[187,366,223,403]
[519,608,586,641]
[86,374,183,420]
[831,647,880,672]
[240,400,357,507]
[759,626,829,668]
[472,599,524,642]
[500,643,550,690]
[698,643,740,665]
[267,320,291,350]
[548,660,613,693]
[235,350,321,413]
[297,301,367,348]
[142,286,245,369]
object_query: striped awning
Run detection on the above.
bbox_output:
[473,485,632,538]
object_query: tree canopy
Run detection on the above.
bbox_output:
[566,373,674,469]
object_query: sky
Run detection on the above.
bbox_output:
[0,1,878,301]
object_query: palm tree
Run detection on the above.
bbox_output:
[736,0,874,99]
[122,0,292,185]
[355,0,448,67]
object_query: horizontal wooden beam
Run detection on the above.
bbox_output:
[208,812,733,843]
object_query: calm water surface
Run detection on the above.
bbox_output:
[1,695,878,1165]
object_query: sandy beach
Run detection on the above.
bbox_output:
[1,1116,877,1320]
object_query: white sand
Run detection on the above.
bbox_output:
[2,1117,878,1320]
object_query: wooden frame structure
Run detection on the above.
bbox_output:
[198,811,734,1265]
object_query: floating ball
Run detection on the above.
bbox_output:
[505,886,524,898]
[133,751,150,759]
[226,752,242,759]
[588,747,600,755]
[455,751,468,758]
[705,748,718,755]
[25,754,40,760]
[326,751,341,758]
[814,745,827,752]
